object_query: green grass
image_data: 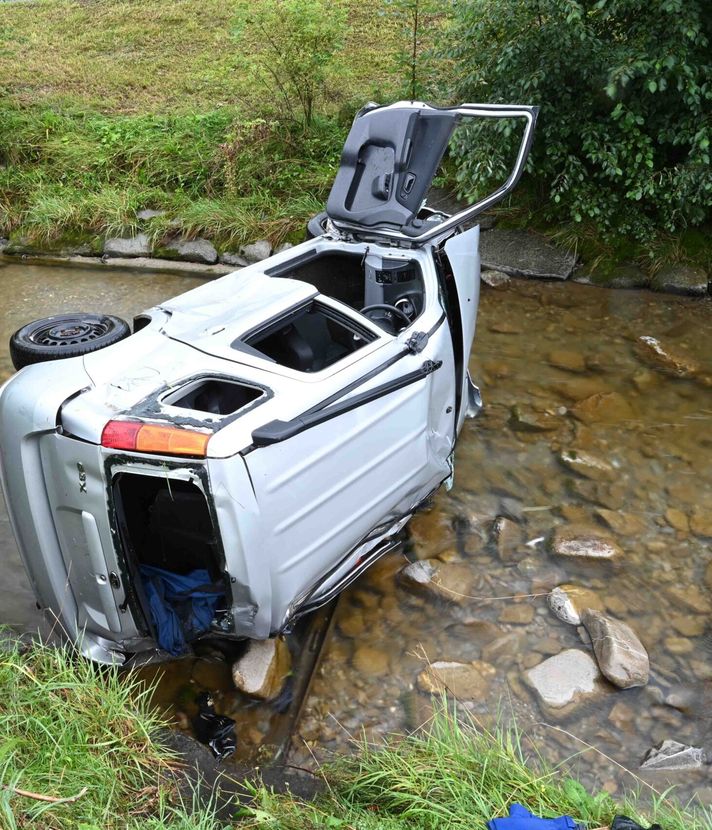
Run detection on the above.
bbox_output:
[0,639,218,830]
[244,703,710,830]
[0,0,408,247]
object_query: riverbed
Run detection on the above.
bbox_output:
[1,259,710,806]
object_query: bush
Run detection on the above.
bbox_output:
[232,0,347,126]
[441,0,712,241]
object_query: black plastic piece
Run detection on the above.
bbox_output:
[251,359,442,446]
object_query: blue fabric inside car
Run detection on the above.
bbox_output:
[140,565,224,655]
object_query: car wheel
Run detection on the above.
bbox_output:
[10,312,131,370]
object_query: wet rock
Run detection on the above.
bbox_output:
[608,700,636,732]
[641,739,707,770]
[550,524,622,561]
[408,504,456,557]
[550,377,612,402]
[401,688,434,730]
[481,631,526,664]
[670,614,705,637]
[690,509,712,538]
[353,645,390,676]
[399,559,473,605]
[498,603,535,625]
[606,263,649,289]
[547,584,603,626]
[490,320,522,334]
[232,637,291,700]
[136,208,165,221]
[664,637,693,655]
[417,659,496,699]
[582,609,649,689]
[559,449,614,481]
[570,392,634,425]
[479,228,576,280]
[595,508,646,537]
[481,269,511,288]
[650,264,708,296]
[240,239,272,263]
[337,609,365,638]
[664,508,689,533]
[163,237,218,264]
[634,336,700,379]
[547,350,587,373]
[524,649,606,711]
[220,252,249,268]
[492,516,524,562]
[664,584,712,614]
[509,405,561,432]
[705,561,712,592]
[103,233,151,258]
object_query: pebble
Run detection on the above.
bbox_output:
[498,603,535,624]
[664,584,712,614]
[416,660,496,699]
[547,584,604,625]
[559,449,615,481]
[492,515,524,562]
[548,349,587,373]
[664,507,689,533]
[353,645,390,676]
[550,524,622,560]
[635,335,701,379]
[664,637,693,655]
[571,392,634,425]
[582,609,649,689]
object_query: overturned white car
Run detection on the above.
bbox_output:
[0,102,537,664]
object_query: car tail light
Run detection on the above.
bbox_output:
[101,420,209,457]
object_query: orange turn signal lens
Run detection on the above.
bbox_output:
[101,420,209,458]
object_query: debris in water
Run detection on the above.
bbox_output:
[192,692,237,760]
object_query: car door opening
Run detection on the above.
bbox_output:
[113,473,227,654]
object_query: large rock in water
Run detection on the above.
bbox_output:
[232,638,291,700]
[524,649,607,711]
[479,228,576,280]
[581,609,649,689]
[103,233,151,258]
[547,584,604,626]
[417,659,496,699]
[650,264,708,296]
[550,524,622,561]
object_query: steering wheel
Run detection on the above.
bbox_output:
[360,303,412,334]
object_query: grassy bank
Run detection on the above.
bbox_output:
[0,639,207,829]
[1,642,707,829]
[0,0,407,248]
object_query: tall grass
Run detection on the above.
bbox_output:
[0,104,345,246]
[0,639,220,830]
[245,702,711,830]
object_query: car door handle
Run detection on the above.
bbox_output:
[250,360,442,447]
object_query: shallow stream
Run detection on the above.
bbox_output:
[1,259,710,804]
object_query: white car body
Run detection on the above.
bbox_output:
[0,101,537,663]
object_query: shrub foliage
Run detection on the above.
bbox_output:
[442,0,712,240]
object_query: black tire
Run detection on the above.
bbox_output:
[10,312,131,370]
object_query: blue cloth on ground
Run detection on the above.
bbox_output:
[140,565,224,656]
[487,804,579,830]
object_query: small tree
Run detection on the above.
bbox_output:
[441,0,712,240]
[232,0,347,127]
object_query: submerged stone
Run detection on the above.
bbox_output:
[550,524,622,560]
[570,392,634,425]
[547,584,603,626]
[559,449,614,481]
[481,269,511,288]
[582,609,649,689]
[547,349,587,373]
[417,659,496,699]
[492,515,524,562]
[634,335,700,379]
[399,559,474,605]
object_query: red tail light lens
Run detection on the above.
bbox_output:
[101,420,209,458]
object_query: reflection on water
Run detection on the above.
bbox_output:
[295,278,712,806]
[1,259,710,800]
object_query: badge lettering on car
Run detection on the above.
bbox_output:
[77,462,87,494]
